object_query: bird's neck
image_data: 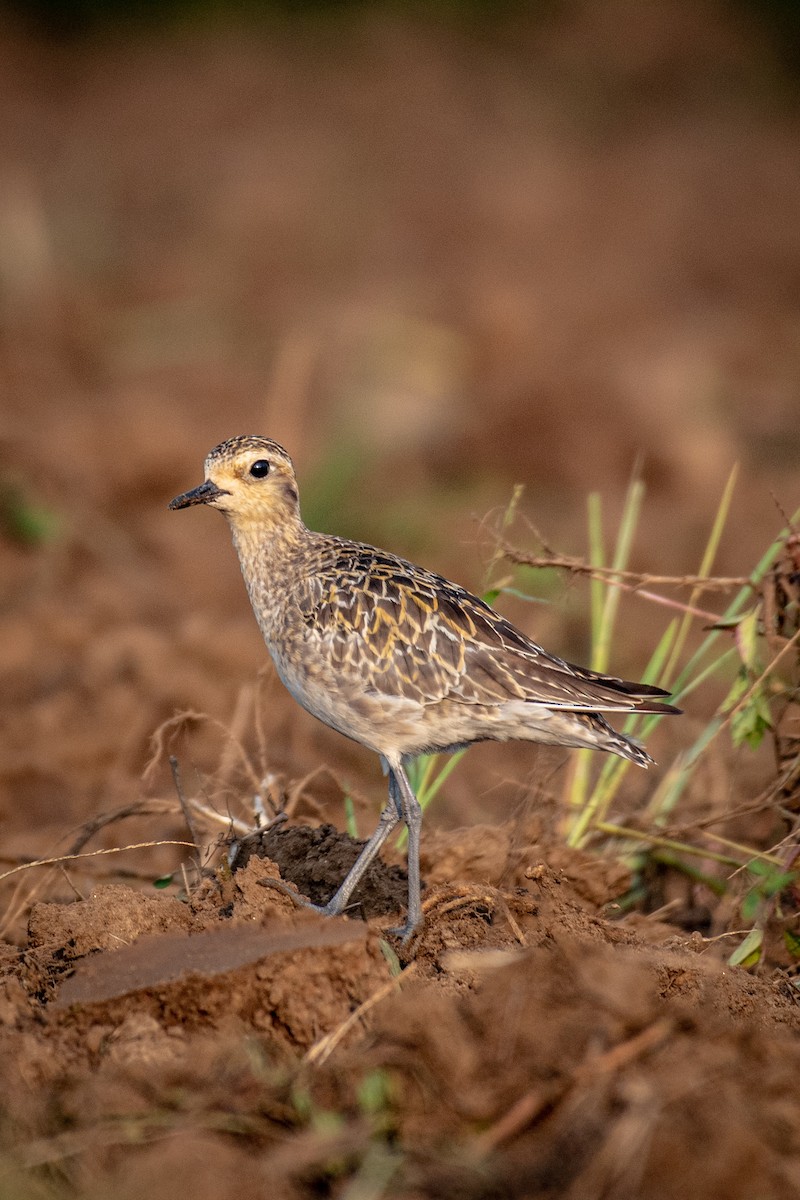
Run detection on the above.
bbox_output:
[229,509,306,573]
[227,512,309,646]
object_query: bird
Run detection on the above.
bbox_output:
[169,435,680,939]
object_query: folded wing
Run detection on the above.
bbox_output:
[304,545,680,716]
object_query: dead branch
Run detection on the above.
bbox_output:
[497,537,751,591]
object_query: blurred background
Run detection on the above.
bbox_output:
[2,0,800,900]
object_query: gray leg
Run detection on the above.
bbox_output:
[389,763,423,940]
[318,774,402,917]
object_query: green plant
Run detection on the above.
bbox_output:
[564,465,741,846]
[725,858,800,968]
[500,468,800,969]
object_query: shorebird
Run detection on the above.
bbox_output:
[170,436,679,938]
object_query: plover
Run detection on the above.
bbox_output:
[170,436,679,937]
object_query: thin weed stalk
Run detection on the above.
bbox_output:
[565,476,649,839]
[566,477,645,827]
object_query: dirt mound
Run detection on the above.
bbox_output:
[1,836,798,1199]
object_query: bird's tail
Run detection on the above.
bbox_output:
[593,714,655,768]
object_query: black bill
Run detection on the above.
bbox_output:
[168,480,229,510]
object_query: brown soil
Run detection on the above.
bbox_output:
[3,1,800,1196]
[4,836,800,1199]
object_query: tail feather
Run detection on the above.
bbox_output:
[631,698,681,716]
[611,732,654,768]
[572,669,682,715]
[593,715,655,768]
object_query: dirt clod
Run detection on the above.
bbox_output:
[232,821,410,919]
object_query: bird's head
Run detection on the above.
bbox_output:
[169,436,301,536]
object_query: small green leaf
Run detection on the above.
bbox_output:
[734,609,761,671]
[730,683,773,749]
[378,939,402,976]
[745,858,773,880]
[762,870,797,898]
[153,875,174,889]
[783,930,800,959]
[728,927,763,968]
[493,587,548,604]
[720,670,748,714]
[357,1069,392,1116]
[741,889,761,923]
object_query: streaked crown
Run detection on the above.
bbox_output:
[204,435,292,477]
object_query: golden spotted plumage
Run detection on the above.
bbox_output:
[170,435,680,938]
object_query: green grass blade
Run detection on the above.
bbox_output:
[396,748,468,849]
[669,505,800,698]
[482,482,525,594]
[344,792,358,839]
[594,477,645,675]
[596,820,744,868]
[587,491,605,654]
[567,477,644,844]
[419,748,468,808]
[661,464,738,688]
[576,470,741,841]
[644,717,724,822]
[415,753,440,798]
[639,618,679,687]
[641,506,800,827]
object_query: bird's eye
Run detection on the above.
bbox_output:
[249,460,270,479]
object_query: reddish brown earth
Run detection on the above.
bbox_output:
[2,2,800,1196]
[4,839,800,1199]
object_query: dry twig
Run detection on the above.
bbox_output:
[496,536,751,623]
[304,962,419,1067]
[0,841,195,885]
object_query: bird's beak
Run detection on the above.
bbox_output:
[168,480,229,510]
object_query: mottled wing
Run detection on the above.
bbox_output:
[300,543,677,715]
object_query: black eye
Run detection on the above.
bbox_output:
[249,460,270,479]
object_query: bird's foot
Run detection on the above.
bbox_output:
[257,877,361,920]
[384,899,423,944]
[384,919,420,944]
[258,877,424,943]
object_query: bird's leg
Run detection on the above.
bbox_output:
[387,763,423,941]
[317,776,402,917]
[273,770,421,936]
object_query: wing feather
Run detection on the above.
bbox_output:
[299,542,678,715]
